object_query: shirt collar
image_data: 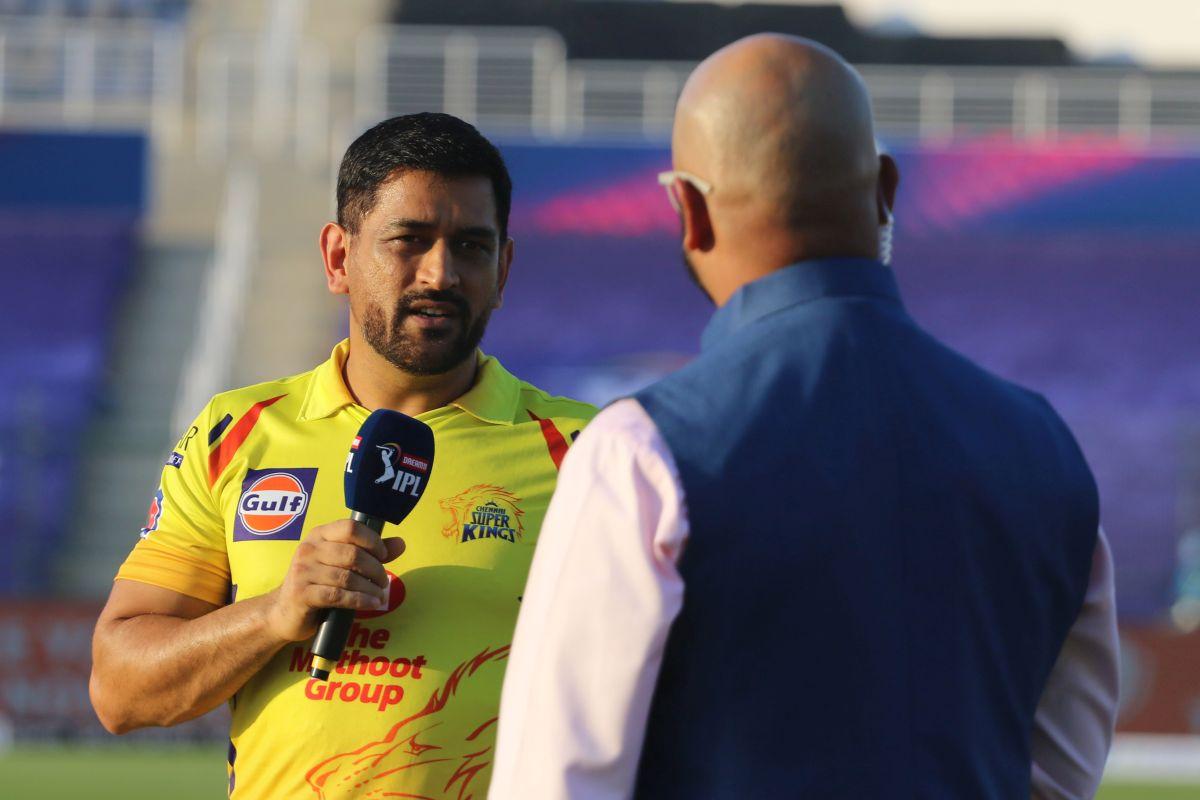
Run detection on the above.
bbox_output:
[298,339,358,422]
[448,353,522,426]
[700,258,902,352]
[298,339,522,426]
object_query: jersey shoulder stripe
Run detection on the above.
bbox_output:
[517,385,597,470]
[207,413,234,445]
[517,383,597,424]
[207,394,286,487]
[200,365,318,485]
[526,410,570,470]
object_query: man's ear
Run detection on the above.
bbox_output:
[494,238,514,310]
[321,222,351,295]
[679,180,715,254]
[877,154,900,224]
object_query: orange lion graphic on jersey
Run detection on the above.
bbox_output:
[304,645,510,800]
[439,485,525,544]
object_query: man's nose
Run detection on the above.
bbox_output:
[416,240,460,290]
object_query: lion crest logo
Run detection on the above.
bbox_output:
[439,485,526,544]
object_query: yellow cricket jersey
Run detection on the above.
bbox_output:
[116,339,596,799]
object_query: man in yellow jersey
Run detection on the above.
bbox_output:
[89,113,596,799]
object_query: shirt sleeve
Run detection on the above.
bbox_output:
[1031,529,1120,799]
[489,399,688,800]
[114,403,231,606]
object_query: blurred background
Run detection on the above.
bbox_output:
[0,0,1197,797]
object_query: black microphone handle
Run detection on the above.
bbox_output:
[309,511,385,680]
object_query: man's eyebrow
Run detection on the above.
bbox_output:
[382,219,437,231]
[382,219,498,239]
[455,225,499,240]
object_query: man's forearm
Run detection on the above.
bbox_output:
[90,593,290,733]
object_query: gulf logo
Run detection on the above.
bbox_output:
[232,468,318,542]
[238,473,309,535]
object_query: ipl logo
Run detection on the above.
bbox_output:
[373,443,428,498]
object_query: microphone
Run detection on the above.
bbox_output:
[309,409,435,681]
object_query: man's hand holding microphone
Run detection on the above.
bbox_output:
[262,518,406,643]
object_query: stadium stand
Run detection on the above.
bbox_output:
[492,138,1200,624]
[392,0,1073,66]
[0,0,187,21]
[0,132,144,595]
[1,0,1199,761]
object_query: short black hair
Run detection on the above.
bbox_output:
[336,112,513,240]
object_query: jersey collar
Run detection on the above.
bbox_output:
[298,339,521,426]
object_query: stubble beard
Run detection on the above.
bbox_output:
[361,289,494,376]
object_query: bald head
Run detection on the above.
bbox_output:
[671,34,894,295]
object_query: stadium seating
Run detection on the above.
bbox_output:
[490,138,1200,622]
[393,0,1073,65]
[0,131,145,595]
[0,0,187,21]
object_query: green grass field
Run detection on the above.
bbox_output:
[0,745,1196,798]
[1,746,227,800]
[1098,784,1200,800]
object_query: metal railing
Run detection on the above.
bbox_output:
[355,25,567,138]
[172,164,258,435]
[356,26,1200,147]
[0,15,183,142]
[194,33,330,168]
[3,19,1200,167]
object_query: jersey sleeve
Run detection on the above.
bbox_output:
[115,403,231,605]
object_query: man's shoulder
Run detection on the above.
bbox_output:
[199,365,318,423]
[474,353,597,429]
[515,381,598,428]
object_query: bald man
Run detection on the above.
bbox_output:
[490,35,1117,800]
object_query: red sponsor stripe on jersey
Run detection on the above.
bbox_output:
[207,394,286,487]
[528,411,569,470]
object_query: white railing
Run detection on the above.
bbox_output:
[194,32,329,170]
[4,19,1200,168]
[0,15,183,144]
[172,165,258,434]
[357,26,1200,147]
[355,25,566,138]
[563,60,691,138]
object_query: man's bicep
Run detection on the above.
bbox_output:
[100,579,221,626]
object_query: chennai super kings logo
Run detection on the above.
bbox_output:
[440,485,525,545]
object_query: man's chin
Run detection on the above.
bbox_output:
[379,336,476,377]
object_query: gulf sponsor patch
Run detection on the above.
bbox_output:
[233,468,318,542]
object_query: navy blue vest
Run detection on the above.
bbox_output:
[633,259,1098,799]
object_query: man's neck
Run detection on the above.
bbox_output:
[708,229,880,307]
[342,330,479,417]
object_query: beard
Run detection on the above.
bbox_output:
[361,288,494,376]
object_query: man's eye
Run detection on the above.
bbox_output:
[457,240,490,253]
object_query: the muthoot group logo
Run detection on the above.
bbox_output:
[439,485,525,544]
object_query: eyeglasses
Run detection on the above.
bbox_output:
[657,170,714,213]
